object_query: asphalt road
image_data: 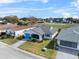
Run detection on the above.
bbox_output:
[0,43,43,59]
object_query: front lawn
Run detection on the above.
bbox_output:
[1,38,18,45]
[19,40,57,59]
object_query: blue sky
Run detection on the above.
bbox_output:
[0,0,79,18]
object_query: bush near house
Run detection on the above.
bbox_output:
[0,34,14,39]
[16,35,24,40]
[0,34,18,45]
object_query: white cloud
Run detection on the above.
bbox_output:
[40,0,48,3]
[0,7,52,17]
[62,12,71,18]
[0,0,49,3]
[71,0,79,8]
[53,9,71,18]
[72,15,79,18]
[0,0,14,3]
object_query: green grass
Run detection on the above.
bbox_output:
[37,23,78,29]
[19,40,57,59]
[1,38,18,45]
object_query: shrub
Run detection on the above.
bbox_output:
[16,35,24,40]
[0,34,14,39]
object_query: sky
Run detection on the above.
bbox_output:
[0,0,79,18]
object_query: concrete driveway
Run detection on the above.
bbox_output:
[56,47,78,59]
[0,42,45,59]
[56,51,78,59]
[11,40,26,48]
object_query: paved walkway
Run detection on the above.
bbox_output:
[11,40,26,48]
[56,47,78,59]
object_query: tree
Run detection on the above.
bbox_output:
[4,16,19,24]
[66,17,73,23]
[20,17,28,21]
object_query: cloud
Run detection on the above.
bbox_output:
[0,0,49,4]
[0,0,13,3]
[71,0,79,8]
[0,7,52,17]
[53,9,71,18]
[62,12,71,18]
[40,0,48,3]
[72,15,79,18]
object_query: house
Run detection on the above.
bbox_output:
[0,23,31,37]
[56,26,79,51]
[6,24,31,37]
[24,25,58,41]
[0,18,7,24]
[0,24,8,35]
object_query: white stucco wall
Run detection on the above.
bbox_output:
[39,34,43,41]
[0,30,6,35]
[15,29,26,37]
[77,43,79,50]
[57,39,60,45]
[14,27,35,37]
[0,30,6,32]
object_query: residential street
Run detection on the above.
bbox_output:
[0,42,45,59]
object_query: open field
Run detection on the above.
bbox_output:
[36,23,78,29]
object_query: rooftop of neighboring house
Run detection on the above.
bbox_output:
[25,25,58,35]
[56,26,79,43]
[0,23,31,31]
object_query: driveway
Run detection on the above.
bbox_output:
[11,40,26,48]
[0,42,46,59]
[56,47,78,59]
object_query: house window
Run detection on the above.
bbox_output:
[42,35,44,38]
[31,34,39,39]
[45,34,50,37]
[60,40,77,48]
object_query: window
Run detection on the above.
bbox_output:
[31,34,39,39]
[42,35,44,38]
[45,34,50,37]
[60,40,77,48]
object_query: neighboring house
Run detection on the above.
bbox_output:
[0,23,30,37]
[56,26,79,51]
[24,25,58,41]
[6,25,31,37]
[0,18,7,24]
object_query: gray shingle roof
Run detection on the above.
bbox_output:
[32,27,45,35]
[30,25,58,35]
[56,26,79,43]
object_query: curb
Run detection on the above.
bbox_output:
[0,42,47,59]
